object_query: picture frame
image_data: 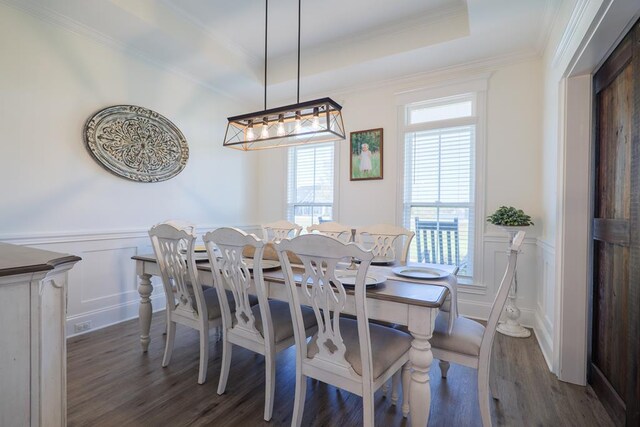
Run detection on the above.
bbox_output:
[350,128,383,181]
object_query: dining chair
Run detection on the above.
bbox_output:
[203,227,318,422]
[306,221,352,242]
[430,230,525,427]
[148,222,224,384]
[355,224,415,265]
[275,234,413,427]
[262,220,302,242]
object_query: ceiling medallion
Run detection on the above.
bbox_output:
[84,105,189,182]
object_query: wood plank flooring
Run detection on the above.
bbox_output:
[67,314,614,426]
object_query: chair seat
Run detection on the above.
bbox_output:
[307,317,412,379]
[195,288,259,321]
[430,314,485,356]
[251,300,317,343]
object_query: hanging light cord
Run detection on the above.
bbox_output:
[264,0,301,108]
[264,0,268,110]
[297,0,301,103]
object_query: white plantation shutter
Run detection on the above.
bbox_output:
[403,95,476,277]
[287,143,335,227]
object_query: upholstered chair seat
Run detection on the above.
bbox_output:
[194,288,259,321]
[308,317,412,378]
[247,300,317,344]
[430,314,485,357]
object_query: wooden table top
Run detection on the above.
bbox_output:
[0,242,82,278]
[133,254,450,308]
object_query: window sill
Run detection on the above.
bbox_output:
[455,276,487,295]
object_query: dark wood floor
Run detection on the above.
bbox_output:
[67,313,614,427]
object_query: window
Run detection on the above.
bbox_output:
[402,94,477,277]
[287,143,335,228]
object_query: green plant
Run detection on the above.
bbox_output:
[487,206,534,226]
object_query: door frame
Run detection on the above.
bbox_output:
[554,0,640,386]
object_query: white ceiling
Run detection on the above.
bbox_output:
[5,0,561,106]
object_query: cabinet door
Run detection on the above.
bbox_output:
[0,277,31,426]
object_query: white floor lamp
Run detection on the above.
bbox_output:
[496,226,531,338]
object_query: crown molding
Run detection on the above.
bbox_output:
[536,0,563,55]
[551,0,591,68]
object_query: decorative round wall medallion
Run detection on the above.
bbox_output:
[83,105,189,182]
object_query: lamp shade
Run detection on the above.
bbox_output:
[223,97,345,151]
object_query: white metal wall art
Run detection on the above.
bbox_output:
[84,105,189,182]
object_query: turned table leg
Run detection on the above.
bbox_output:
[138,273,153,352]
[407,305,436,426]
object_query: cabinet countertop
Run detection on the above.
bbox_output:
[0,242,81,278]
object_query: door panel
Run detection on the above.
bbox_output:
[591,17,640,427]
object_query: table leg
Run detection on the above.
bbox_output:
[407,306,436,426]
[138,273,153,352]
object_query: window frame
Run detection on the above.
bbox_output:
[396,77,487,289]
[284,141,340,226]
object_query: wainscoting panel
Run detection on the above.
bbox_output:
[80,246,139,303]
[535,238,555,371]
[456,234,538,328]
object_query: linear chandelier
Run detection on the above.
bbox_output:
[223,0,345,151]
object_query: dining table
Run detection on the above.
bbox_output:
[132,254,457,427]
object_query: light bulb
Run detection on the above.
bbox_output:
[277,114,285,136]
[312,107,320,130]
[260,117,269,139]
[295,111,302,131]
[246,121,255,141]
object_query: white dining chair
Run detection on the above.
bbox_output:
[148,222,224,384]
[430,230,525,427]
[306,221,352,242]
[262,220,302,242]
[203,227,318,422]
[275,234,413,427]
[355,224,415,265]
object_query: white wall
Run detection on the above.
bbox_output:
[257,58,544,325]
[0,4,258,335]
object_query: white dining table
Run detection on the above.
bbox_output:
[132,254,456,427]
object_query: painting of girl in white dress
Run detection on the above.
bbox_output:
[350,128,383,180]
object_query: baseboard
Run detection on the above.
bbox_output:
[534,311,554,372]
[66,289,167,338]
[457,298,536,328]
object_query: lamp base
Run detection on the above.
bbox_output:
[497,320,531,338]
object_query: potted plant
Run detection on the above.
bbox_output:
[487,206,534,233]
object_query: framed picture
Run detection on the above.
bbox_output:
[350,128,383,181]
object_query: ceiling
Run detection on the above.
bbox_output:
[5,0,561,107]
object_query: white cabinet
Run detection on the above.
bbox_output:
[0,243,80,427]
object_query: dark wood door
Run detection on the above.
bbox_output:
[591,18,640,427]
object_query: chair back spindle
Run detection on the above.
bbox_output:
[306,222,353,243]
[262,220,302,242]
[149,223,205,319]
[204,228,269,342]
[356,224,415,265]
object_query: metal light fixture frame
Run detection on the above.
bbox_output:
[223,0,345,151]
